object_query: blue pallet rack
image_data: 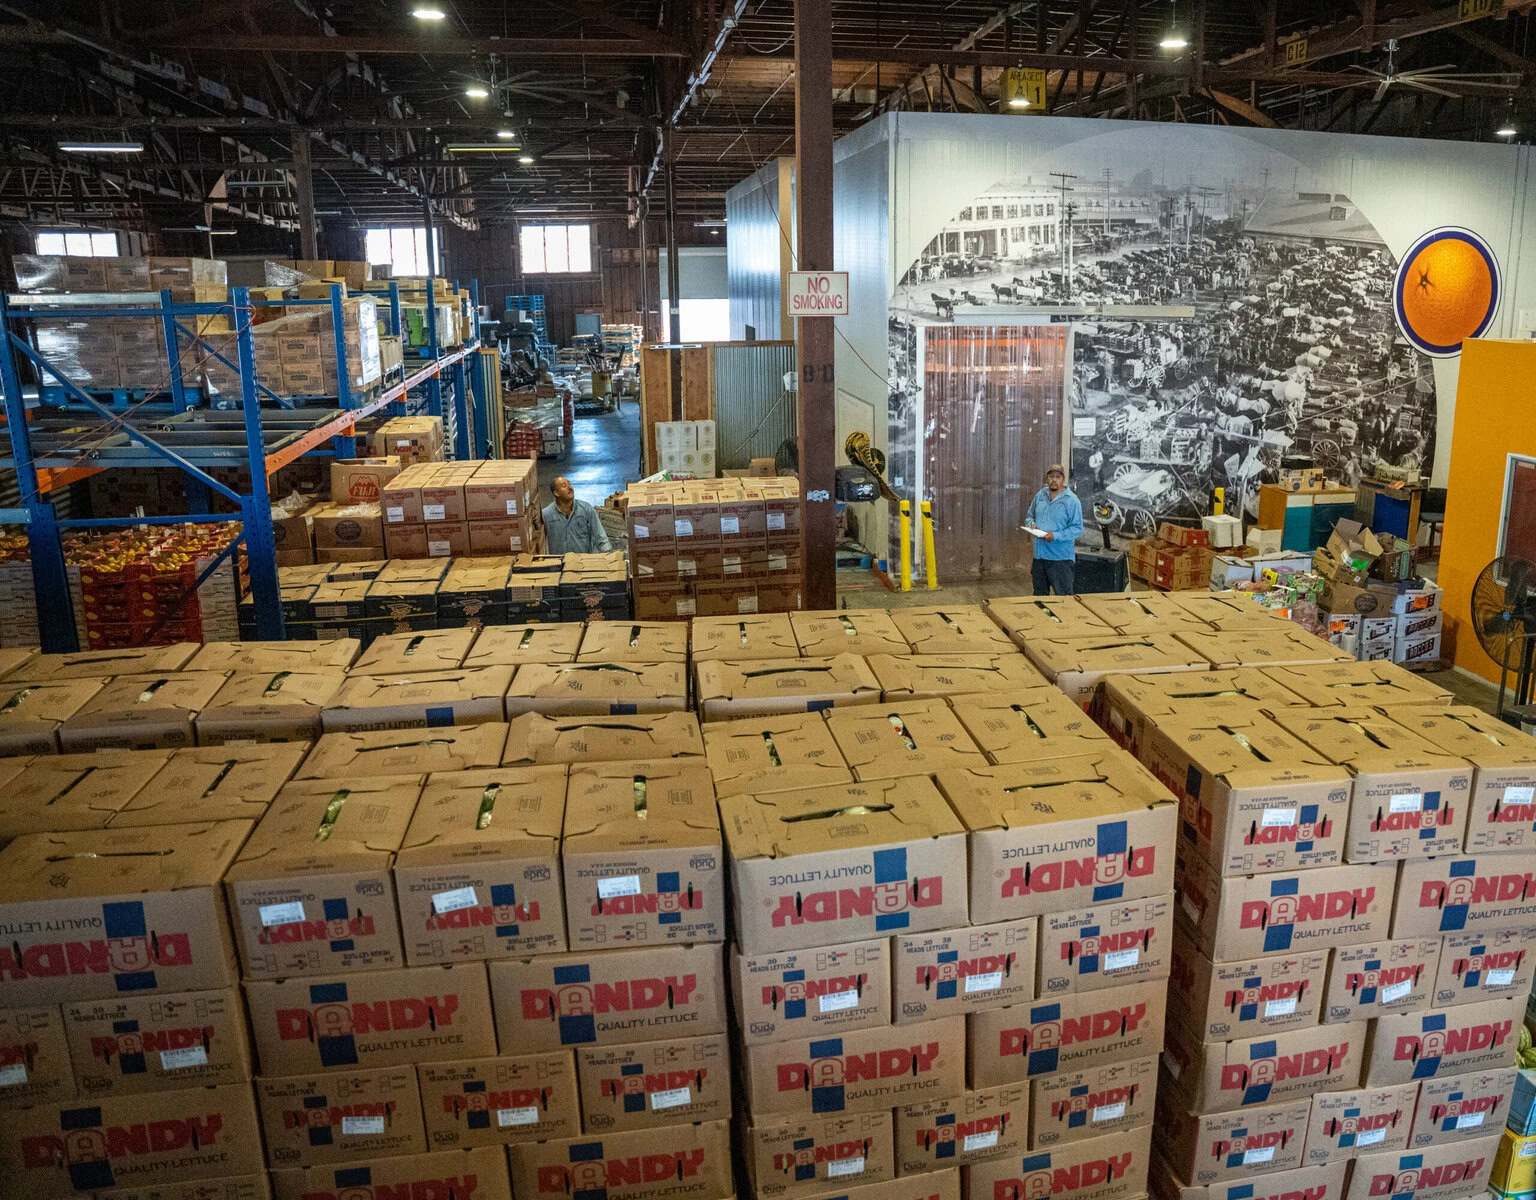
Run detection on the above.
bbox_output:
[0,273,485,651]
[505,292,554,358]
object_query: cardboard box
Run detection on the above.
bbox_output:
[186,639,360,673]
[0,751,165,843]
[748,1111,895,1195]
[575,1031,731,1130]
[1343,1134,1501,1200]
[1322,939,1443,1022]
[632,579,695,620]
[57,672,229,751]
[1173,858,1396,961]
[1037,893,1173,997]
[1161,1016,1368,1113]
[488,943,727,1051]
[889,605,1014,654]
[720,776,968,954]
[1079,592,1207,633]
[893,919,1036,1023]
[689,613,799,662]
[968,978,1166,1087]
[1148,1162,1348,1200]
[14,644,198,681]
[384,521,471,559]
[245,962,495,1074]
[937,752,1175,925]
[732,937,891,1046]
[1031,1055,1156,1149]
[117,744,308,827]
[505,662,688,716]
[1171,593,1289,630]
[1410,1066,1518,1148]
[1260,661,1452,709]
[507,1119,730,1200]
[0,819,249,1006]
[893,1085,1029,1175]
[195,670,345,743]
[393,765,566,963]
[298,724,505,779]
[417,1052,580,1147]
[0,1004,75,1108]
[1433,926,1536,1007]
[792,609,911,657]
[310,504,384,551]
[1303,1083,1420,1164]
[866,653,1050,702]
[702,712,852,797]
[331,457,401,504]
[0,1083,265,1197]
[797,1171,958,1200]
[949,687,1110,766]
[1174,627,1351,669]
[982,596,1113,644]
[827,699,988,780]
[1270,708,1471,861]
[502,711,703,766]
[1022,634,1209,710]
[321,667,513,730]
[966,1125,1152,1200]
[1387,706,1536,854]
[745,1014,966,1118]
[561,759,723,948]
[461,624,580,668]
[1362,992,1523,1085]
[1391,854,1536,938]
[1169,928,1327,1040]
[1159,1094,1311,1183]
[257,1066,427,1166]
[1142,715,1353,875]
[1491,1129,1536,1199]
[576,621,689,663]
[0,677,107,755]
[271,1147,512,1200]
[62,988,250,1097]
[464,460,535,521]
[695,654,881,721]
[350,627,476,674]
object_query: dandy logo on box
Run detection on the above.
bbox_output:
[537,1142,707,1197]
[600,1064,709,1113]
[1049,1080,1143,1131]
[1448,946,1525,992]
[591,873,705,925]
[442,1081,555,1128]
[280,1095,400,1145]
[298,1164,482,1200]
[1213,1128,1297,1169]
[1238,879,1379,952]
[771,847,942,933]
[1223,977,1311,1022]
[275,981,462,1068]
[775,1135,877,1178]
[1320,1107,1410,1148]
[917,951,1021,997]
[20,1104,226,1192]
[1427,1087,1506,1134]
[88,1021,215,1077]
[1345,962,1424,1005]
[990,1149,1136,1199]
[1245,806,1330,849]
[996,999,1149,1076]
[1219,1039,1353,1105]
[518,963,699,1045]
[1415,861,1536,932]
[426,883,541,939]
[0,901,194,994]
[259,898,378,952]
[1392,1013,1514,1079]
[1000,821,1157,906]
[1227,1184,1334,1200]
[914,1111,1011,1158]
[1369,793,1451,837]
[1356,1151,1490,1198]
[1058,925,1154,980]
[775,1036,943,1112]
[762,970,870,1019]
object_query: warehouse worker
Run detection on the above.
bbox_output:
[1026,463,1083,595]
[544,476,613,554]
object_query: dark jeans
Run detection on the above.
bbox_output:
[1032,557,1075,596]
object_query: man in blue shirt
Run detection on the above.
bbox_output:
[543,476,613,554]
[1026,463,1084,595]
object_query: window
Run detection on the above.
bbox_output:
[365,227,442,277]
[36,231,118,257]
[958,208,972,222]
[991,206,1005,220]
[520,224,593,274]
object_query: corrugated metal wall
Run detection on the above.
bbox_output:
[713,342,798,470]
[726,161,789,342]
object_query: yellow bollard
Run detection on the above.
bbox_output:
[921,501,938,589]
[1212,486,1225,516]
[899,500,913,592]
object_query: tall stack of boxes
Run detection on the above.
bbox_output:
[653,419,718,477]
[383,459,543,560]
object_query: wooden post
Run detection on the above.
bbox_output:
[292,130,318,260]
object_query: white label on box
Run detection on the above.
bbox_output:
[677,599,697,616]
[675,518,695,537]
[723,557,742,575]
[1261,808,1297,827]
[0,1064,26,1087]
[826,1158,865,1178]
[1243,1147,1276,1165]
[423,503,446,521]
[341,1116,386,1136]
[1487,968,1517,987]
[1163,1053,1182,1079]
[820,988,860,1013]
[1389,793,1422,813]
[1180,894,1202,923]
[429,540,451,557]
[1356,1129,1387,1147]
[1104,948,1139,972]
[1507,785,1535,803]
[768,553,788,571]
[160,1046,208,1071]
[396,439,411,449]
[633,524,649,539]
[432,887,478,915]
[679,558,698,576]
[259,901,306,927]
[965,971,1003,994]
[497,1106,540,1127]
[1457,1112,1486,1129]
[505,499,519,515]
[720,516,740,534]
[597,875,642,899]
[767,513,786,531]
[651,1087,692,1111]
[1092,1102,1126,1122]
[1380,979,1413,1004]
[738,596,758,614]
[386,506,405,522]
[964,1130,1000,1152]
[1264,996,1298,1017]
[1519,1143,1536,1159]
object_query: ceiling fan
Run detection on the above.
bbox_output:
[1338,38,1522,101]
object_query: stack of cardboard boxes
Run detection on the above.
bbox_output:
[379,460,543,561]
[372,415,447,465]
[1128,523,1218,591]
[653,419,718,477]
[1313,521,1446,665]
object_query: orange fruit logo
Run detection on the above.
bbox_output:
[1394,227,1500,357]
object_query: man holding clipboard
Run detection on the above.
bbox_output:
[1024,463,1084,596]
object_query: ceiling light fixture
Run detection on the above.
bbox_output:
[464,86,489,98]
[1161,0,1188,49]
[446,143,522,152]
[497,129,515,139]
[1008,95,1031,109]
[1497,121,1518,137]
[411,7,446,18]
[518,154,535,164]
[58,141,143,153]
